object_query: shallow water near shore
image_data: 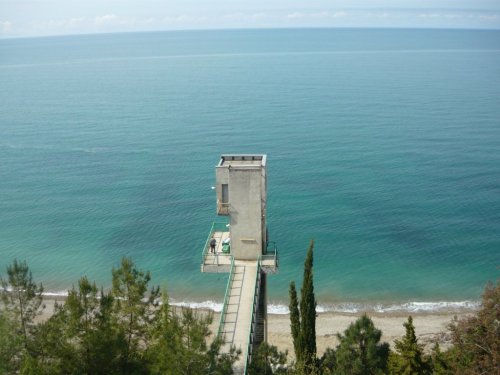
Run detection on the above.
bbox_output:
[1,29,499,312]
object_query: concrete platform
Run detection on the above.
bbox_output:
[201,230,278,274]
[201,230,232,273]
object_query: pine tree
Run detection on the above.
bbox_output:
[388,316,429,375]
[112,257,159,373]
[146,294,238,374]
[30,277,124,374]
[0,310,22,373]
[247,342,288,375]
[334,314,389,375]
[429,342,452,375]
[319,348,336,374]
[0,259,44,357]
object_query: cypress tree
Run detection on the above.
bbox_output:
[300,240,317,370]
[289,281,302,362]
[288,240,318,371]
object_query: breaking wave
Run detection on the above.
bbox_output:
[41,291,480,315]
[170,300,480,315]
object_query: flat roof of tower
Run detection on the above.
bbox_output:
[218,154,267,167]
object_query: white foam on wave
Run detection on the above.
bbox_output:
[171,300,223,313]
[378,301,481,313]
[267,304,290,315]
[39,291,480,315]
[322,301,480,314]
[168,300,480,315]
[42,291,69,297]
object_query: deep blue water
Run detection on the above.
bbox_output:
[1,29,499,312]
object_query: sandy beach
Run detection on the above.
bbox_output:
[264,311,464,358]
[39,298,467,359]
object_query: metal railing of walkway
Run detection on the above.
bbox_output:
[243,258,262,374]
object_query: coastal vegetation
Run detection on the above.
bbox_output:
[282,243,499,375]
[289,240,318,373]
[0,258,237,375]
[0,256,498,374]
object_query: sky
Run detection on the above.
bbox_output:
[1,0,500,38]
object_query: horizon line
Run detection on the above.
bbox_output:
[2,25,500,41]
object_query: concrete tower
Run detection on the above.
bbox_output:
[201,154,278,374]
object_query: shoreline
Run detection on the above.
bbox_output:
[41,291,480,315]
[39,297,471,358]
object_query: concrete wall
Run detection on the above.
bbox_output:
[229,168,263,260]
[215,155,267,261]
[215,166,229,215]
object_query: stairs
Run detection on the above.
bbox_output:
[219,263,246,350]
[218,260,263,374]
[254,274,266,345]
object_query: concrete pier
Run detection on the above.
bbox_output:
[218,261,259,373]
[200,155,278,374]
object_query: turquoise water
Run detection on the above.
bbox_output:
[1,29,499,312]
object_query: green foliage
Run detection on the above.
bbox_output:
[428,342,452,375]
[0,257,238,374]
[288,240,317,373]
[146,293,238,374]
[300,240,317,370]
[319,348,336,374]
[8,255,496,375]
[0,259,45,353]
[248,342,288,375]
[206,339,240,375]
[149,305,212,374]
[289,281,302,363]
[0,310,23,373]
[447,280,500,374]
[388,316,429,375]
[112,257,160,373]
[25,277,125,374]
[333,314,389,375]
[0,259,45,373]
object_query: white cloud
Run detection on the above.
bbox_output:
[161,14,209,26]
[479,14,499,20]
[94,14,117,26]
[418,11,500,21]
[286,11,348,20]
[251,12,268,20]
[69,17,86,25]
[2,6,500,38]
[219,12,273,26]
[332,11,347,18]
[286,12,303,20]
[0,21,13,33]
[316,11,348,19]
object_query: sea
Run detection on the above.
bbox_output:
[1,28,499,314]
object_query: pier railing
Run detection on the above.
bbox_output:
[261,241,279,273]
[217,257,235,343]
[201,221,229,258]
[243,258,262,374]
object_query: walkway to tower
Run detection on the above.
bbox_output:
[218,260,260,374]
[200,223,278,374]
